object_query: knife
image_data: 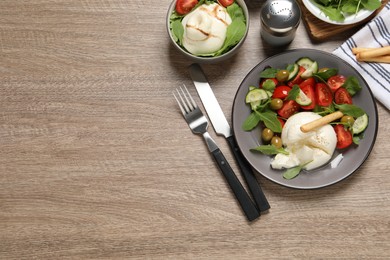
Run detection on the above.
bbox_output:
[189,63,270,212]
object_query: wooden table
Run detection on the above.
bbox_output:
[1,1,389,259]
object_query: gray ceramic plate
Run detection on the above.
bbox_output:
[232,49,378,189]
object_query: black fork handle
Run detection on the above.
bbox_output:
[211,148,260,221]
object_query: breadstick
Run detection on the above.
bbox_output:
[300,111,343,133]
[352,47,374,55]
[357,46,390,59]
[356,54,390,64]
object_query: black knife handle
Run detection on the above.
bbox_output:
[227,136,270,212]
[211,148,260,221]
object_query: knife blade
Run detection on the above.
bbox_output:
[189,63,270,212]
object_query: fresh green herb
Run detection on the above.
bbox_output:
[283,161,312,179]
[215,17,246,56]
[259,68,278,78]
[342,76,362,96]
[251,145,289,155]
[262,79,277,92]
[257,111,283,133]
[242,111,261,131]
[310,0,381,22]
[286,85,300,101]
[242,110,282,133]
[334,103,365,117]
[314,68,338,81]
[283,166,303,179]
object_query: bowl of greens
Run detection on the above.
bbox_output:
[166,0,249,63]
[302,0,381,25]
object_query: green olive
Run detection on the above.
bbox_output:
[276,70,289,82]
[271,136,282,149]
[270,98,283,110]
[261,128,274,142]
[341,115,355,125]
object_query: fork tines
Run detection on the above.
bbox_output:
[173,85,198,116]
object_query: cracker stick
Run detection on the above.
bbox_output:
[300,111,343,133]
[352,47,375,55]
[357,46,390,59]
[356,54,390,64]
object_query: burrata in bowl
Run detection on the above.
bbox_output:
[166,0,249,63]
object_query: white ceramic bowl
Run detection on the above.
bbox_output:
[166,0,249,63]
[302,0,377,25]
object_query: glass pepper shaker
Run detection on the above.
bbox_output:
[260,0,301,46]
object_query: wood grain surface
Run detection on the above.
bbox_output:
[1,0,389,259]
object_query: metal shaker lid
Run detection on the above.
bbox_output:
[261,0,301,30]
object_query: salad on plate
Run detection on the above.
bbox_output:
[242,56,369,179]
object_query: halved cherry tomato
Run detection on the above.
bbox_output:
[287,66,306,87]
[277,118,285,128]
[272,86,291,99]
[327,75,346,93]
[277,100,300,119]
[218,0,234,7]
[315,83,333,107]
[334,124,353,149]
[176,0,199,15]
[260,78,278,89]
[299,79,316,110]
[334,87,353,105]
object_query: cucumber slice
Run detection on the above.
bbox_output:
[245,88,269,110]
[296,57,318,79]
[286,63,299,81]
[249,85,256,91]
[296,57,315,69]
[245,89,268,103]
[295,89,312,106]
[352,114,368,134]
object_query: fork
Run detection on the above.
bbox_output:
[174,85,260,221]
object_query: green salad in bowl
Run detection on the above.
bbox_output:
[167,0,249,63]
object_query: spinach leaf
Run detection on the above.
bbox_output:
[257,111,283,133]
[251,145,289,155]
[314,68,338,81]
[286,85,300,101]
[170,19,184,45]
[361,0,381,10]
[242,112,262,131]
[283,166,303,179]
[260,68,278,78]
[334,103,365,117]
[342,76,362,96]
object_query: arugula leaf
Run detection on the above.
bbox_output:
[242,110,282,133]
[262,79,276,92]
[314,68,338,81]
[242,112,262,131]
[257,111,283,133]
[361,0,381,10]
[283,166,303,179]
[286,85,300,101]
[282,160,312,179]
[170,19,184,45]
[215,19,246,56]
[251,145,289,155]
[227,2,245,21]
[315,3,345,21]
[342,76,362,96]
[334,103,365,117]
[260,68,278,78]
